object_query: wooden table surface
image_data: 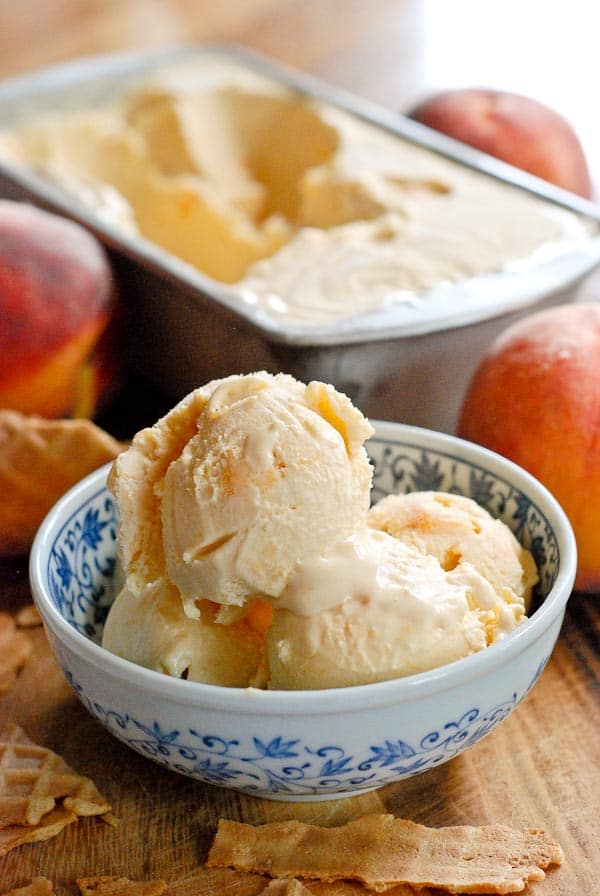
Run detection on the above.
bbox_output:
[1,2,599,894]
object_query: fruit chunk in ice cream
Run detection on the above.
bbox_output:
[102,372,537,689]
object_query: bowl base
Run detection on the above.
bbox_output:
[247,785,381,802]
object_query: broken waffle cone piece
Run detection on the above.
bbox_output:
[306,882,427,896]
[77,879,167,896]
[207,814,564,894]
[0,878,55,896]
[161,868,423,896]
[0,410,124,556]
[0,612,32,695]
[0,805,77,857]
[164,867,268,896]
[0,723,111,855]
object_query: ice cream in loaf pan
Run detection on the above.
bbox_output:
[0,52,593,326]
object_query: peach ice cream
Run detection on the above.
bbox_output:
[102,580,265,687]
[266,526,528,689]
[102,372,536,689]
[368,491,537,610]
[160,373,373,613]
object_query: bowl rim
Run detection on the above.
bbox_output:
[29,421,577,715]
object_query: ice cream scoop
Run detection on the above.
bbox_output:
[103,579,266,687]
[160,373,373,613]
[266,525,527,689]
[367,491,538,609]
[108,371,373,620]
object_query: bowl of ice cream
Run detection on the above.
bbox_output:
[29,373,577,800]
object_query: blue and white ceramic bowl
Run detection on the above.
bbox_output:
[29,422,576,801]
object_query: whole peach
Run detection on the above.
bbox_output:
[0,201,116,418]
[457,303,600,592]
[409,88,592,198]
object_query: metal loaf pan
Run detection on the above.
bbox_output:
[1,44,599,433]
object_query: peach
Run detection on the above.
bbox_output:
[408,88,592,198]
[457,303,600,592]
[0,200,117,418]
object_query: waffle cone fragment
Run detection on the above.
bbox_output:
[0,723,111,855]
[0,805,77,857]
[0,410,123,555]
[168,869,429,896]
[305,882,428,896]
[164,868,269,896]
[0,612,32,695]
[208,814,564,894]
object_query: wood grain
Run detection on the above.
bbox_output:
[1,2,600,893]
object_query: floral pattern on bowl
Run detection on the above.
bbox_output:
[63,662,548,797]
[48,490,119,644]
